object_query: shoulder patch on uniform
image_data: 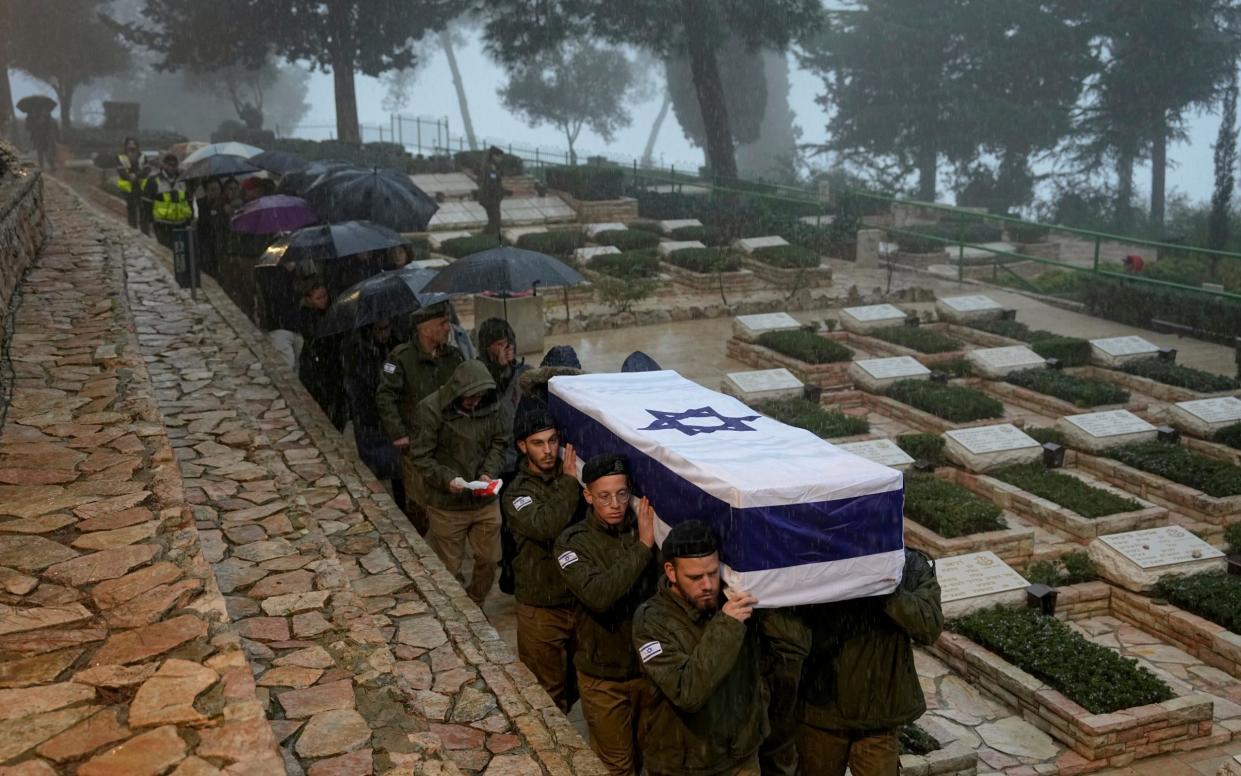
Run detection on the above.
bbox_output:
[557,550,579,569]
[513,495,533,511]
[639,640,663,663]
[383,362,397,374]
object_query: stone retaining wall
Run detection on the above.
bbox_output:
[821,388,1002,434]
[1072,451,1241,528]
[725,338,854,390]
[659,262,765,294]
[1108,588,1241,681]
[740,257,833,289]
[903,467,1036,566]
[0,168,45,337]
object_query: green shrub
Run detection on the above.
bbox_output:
[970,318,1034,340]
[1023,552,1097,587]
[934,357,975,378]
[628,219,664,234]
[546,165,625,200]
[1215,423,1241,450]
[594,273,655,313]
[756,397,869,438]
[898,725,940,757]
[516,230,585,256]
[664,247,743,273]
[993,464,1141,518]
[1030,336,1092,367]
[588,249,661,279]
[904,473,1006,537]
[671,225,729,246]
[1083,276,1241,346]
[896,433,946,466]
[595,229,662,251]
[439,234,499,258]
[1106,440,1241,497]
[406,236,431,261]
[752,244,821,269]
[1007,222,1052,243]
[868,326,962,354]
[1024,426,1066,446]
[886,380,1004,422]
[757,330,853,364]
[454,149,524,177]
[950,606,1173,714]
[1117,357,1241,393]
[1005,368,1130,408]
[1226,523,1241,554]
[636,190,701,220]
[1153,572,1241,634]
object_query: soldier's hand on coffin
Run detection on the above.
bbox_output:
[722,591,757,623]
[393,436,410,449]
[562,444,577,477]
[637,497,655,548]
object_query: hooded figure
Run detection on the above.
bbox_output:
[516,345,583,419]
[621,351,661,373]
[477,317,530,472]
[342,320,404,484]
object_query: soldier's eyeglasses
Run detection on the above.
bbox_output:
[596,490,630,506]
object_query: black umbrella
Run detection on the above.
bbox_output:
[279,159,357,194]
[184,154,260,180]
[257,220,410,268]
[304,166,438,232]
[16,95,56,114]
[250,150,309,176]
[421,246,585,296]
[317,266,447,337]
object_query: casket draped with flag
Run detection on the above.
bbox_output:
[548,370,905,607]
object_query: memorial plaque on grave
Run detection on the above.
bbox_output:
[584,222,627,237]
[1089,526,1227,591]
[738,235,790,254]
[935,294,1003,323]
[967,345,1045,379]
[658,219,702,234]
[657,240,707,257]
[837,439,914,470]
[1089,335,1160,367]
[723,369,804,403]
[944,424,1041,472]
[840,303,907,334]
[733,312,802,341]
[936,551,1031,616]
[575,245,621,261]
[1168,396,1241,437]
[847,356,930,392]
[1057,410,1157,453]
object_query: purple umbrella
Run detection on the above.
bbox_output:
[229,194,319,235]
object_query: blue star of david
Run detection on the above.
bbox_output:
[640,406,760,436]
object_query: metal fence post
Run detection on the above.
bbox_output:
[1093,236,1101,273]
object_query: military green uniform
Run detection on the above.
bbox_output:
[631,584,768,776]
[503,464,582,711]
[797,550,943,776]
[555,511,659,775]
[758,609,812,776]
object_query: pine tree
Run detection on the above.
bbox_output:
[1208,69,1238,261]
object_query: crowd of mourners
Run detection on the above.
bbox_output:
[110,135,945,776]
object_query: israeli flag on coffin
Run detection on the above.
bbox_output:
[548,370,905,607]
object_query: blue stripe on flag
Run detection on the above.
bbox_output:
[550,395,905,574]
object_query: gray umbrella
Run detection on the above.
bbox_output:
[421,246,585,296]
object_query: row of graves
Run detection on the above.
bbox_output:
[722,296,1241,775]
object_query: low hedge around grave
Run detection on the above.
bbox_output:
[993,463,1142,518]
[1152,572,1241,635]
[752,244,821,269]
[756,330,853,364]
[516,230,585,256]
[1106,440,1241,498]
[756,397,869,438]
[869,326,962,354]
[664,247,743,274]
[671,225,729,246]
[439,234,499,258]
[1024,552,1097,588]
[545,165,626,200]
[1005,368,1130,408]
[950,606,1174,714]
[1024,426,1066,447]
[1007,221,1053,243]
[595,229,662,251]
[896,433,946,466]
[1214,423,1241,451]
[886,380,1004,422]
[904,473,1006,537]
[1117,357,1241,393]
[1227,523,1241,554]
[588,249,661,279]
[934,357,974,378]
[967,320,1091,367]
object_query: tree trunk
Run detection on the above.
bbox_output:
[916,143,937,201]
[682,0,738,181]
[1116,141,1135,230]
[641,91,671,167]
[328,2,360,145]
[56,83,72,131]
[1150,111,1167,229]
[440,28,476,151]
[735,49,798,181]
[0,1,14,137]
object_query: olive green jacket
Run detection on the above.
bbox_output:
[375,340,463,442]
[554,511,659,681]
[798,549,944,731]
[632,585,768,776]
[502,464,581,607]
[409,360,510,510]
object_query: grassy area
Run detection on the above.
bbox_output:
[1152,572,1241,635]
[904,473,1006,537]
[966,320,1091,366]
[1005,368,1130,408]
[664,247,743,273]
[869,326,963,354]
[896,433,946,466]
[587,249,661,279]
[752,244,821,268]
[1116,357,1241,393]
[756,330,853,364]
[1024,426,1066,446]
[886,380,1004,422]
[993,464,1141,518]
[755,397,869,438]
[1106,440,1241,498]
[1023,552,1097,588]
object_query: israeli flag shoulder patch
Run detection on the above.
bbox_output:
[382,362,397,374]
[639,640,663,663]
[557,550,579,569]
[513,495,533,512]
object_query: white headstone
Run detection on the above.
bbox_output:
[1168,396,1241,437]
[1090,336,1160,367]
[1057,410,1158,453]
[943,424,1042,473]
[967,346,1047,379]
[733,312,803,341]
[856,229,881,268]
[658,240,707,258]
[847,356,931,392]
[574,245,622,262]
[584,222,627,238]
[427,230,474,249]
[658,218,702,234]
[936,551,1031,617]
[839,304,907,334]
[503,225,549,244]
[1088,526,1227,592]
[722,368,805,403]
[837,439,914,470]
[737,235,790,254]
[935,294,1005,323]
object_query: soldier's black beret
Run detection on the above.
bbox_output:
[662,520,718,559]
[582,453,626,484]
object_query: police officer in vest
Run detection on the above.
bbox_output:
[144,152,191,247]
[116,137,150,233]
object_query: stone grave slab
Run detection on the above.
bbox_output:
[736,235,790,254]
[657,240,707,257]
[574,245,621,263]
[658,218,702,234]
[584,222,626,238]
[967,345,1045,379]
[1088,526,1227,592]
[943,424,1042,473]
[839,304,907,334]
[935,294,1004,323]
[1168,396,1241,437]
[847,356,930,393]
[936,551,1031,617]
[722,369,804,403]
[837,439,914,470]
[503,226,548,244]
[426,230,474,250]
[1089,335,1160,367]
[732,312,802,341]
[1056,410,1157,453]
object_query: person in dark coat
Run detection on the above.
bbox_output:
[516,345,582,419]
[343,319,405,507]
[478,146,506,235]
[620,351,661,373]
[297,277,347,430]
[477,317,529,473]
[26,108,57,170]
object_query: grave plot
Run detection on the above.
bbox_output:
[836,438,915,470]
[877,379,1008,433]
[944,318,1095,369]
[734,235,834,287]
[720,367,805,404]
[839,318,973,369]
[1156,397,1241,468]
[935,294,1007,323]
[974,366,1153,419]
[1107,356,1241,401]
[658,244,765,293]
[726,324,858,390]
[820,384,992,435]
[902,470,1036,566]
[1090,335,1163,368]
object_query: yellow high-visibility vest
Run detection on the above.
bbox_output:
[152,190,192,224]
